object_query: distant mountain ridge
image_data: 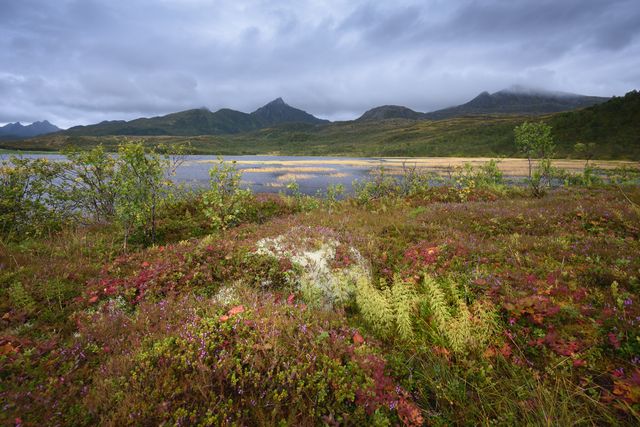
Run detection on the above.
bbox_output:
[63,98,328,137]
[5,87,612,140]
[358,105,424,121]
[0,120,60,139]
[357,86,609,121]
[4,90,638,160]
[423,87,610,119]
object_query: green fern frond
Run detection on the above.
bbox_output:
[422,275,499,355]
[355,275,394,337]
[354,274,417,341]
[391,276,416,341]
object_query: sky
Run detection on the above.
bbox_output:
[1,0,639,128]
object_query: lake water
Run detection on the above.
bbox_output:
[1,154,425,195]
[174,155,401,194]
[4,153,635,195]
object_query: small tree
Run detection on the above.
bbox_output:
[0,157,72,238]
[64,145,117,223]
[202,157,252,230]
[114,142,168,250]
[514,122,555,197]
[574,142,596,166]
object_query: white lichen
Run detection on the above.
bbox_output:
[254,230,370,308]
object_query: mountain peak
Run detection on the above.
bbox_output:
[251,98,327,126]
[267,97,286,106]
[0,120,60,139]
[357,105,424,121]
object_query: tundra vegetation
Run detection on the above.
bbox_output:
[1,137,640,426]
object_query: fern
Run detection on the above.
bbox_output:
[355,274,416,341]
[9,281,36,314]
[355,276,393,337]
[423,275,451,331]
[422,275,498,355]
[391,278,415,341]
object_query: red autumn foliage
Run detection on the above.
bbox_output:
[353,332,365,345]
[608,332,621,350]
[228,305,245,316]
[612,369,640,404]
[573,359,587,367]
[504,295,560,325]
[403,241,440,269]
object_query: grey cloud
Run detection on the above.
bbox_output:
[0,0,638,128]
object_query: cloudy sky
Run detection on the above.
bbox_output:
[1,0,639,128]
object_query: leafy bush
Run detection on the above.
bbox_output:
[202,157,252,229]
[63,145,118,222]
[514,121,555,197]
[352,166,401,204]
[114,142,170,248]
[0,156,73,238]
[324,183,345,208]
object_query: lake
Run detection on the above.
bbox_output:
[2,153,637,195]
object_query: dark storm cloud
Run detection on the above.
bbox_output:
[1,0,638,128]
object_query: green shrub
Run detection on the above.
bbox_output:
[514,121,555,197]
[8,281,36,314]
[63,145,118,222]
[202,157,252,229]
[0,156,73,238]
[114,142,169,248]
[352,166,401,204]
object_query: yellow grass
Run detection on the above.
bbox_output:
[328,172,351,178]
[189,157,638,177]
[241,167,336,173]
[276,173,316,181]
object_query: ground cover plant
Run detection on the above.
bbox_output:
[1,141,640,425]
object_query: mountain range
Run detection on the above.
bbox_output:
[2,87,613,140]
[0,120,60,139]
[357,86,609,121]
[3,90,638,160]
[62,97,328,137]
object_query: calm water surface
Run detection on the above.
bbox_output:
[2,154,418,195]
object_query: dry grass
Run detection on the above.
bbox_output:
[190,157,638,177]
[276,173,316,181]
[328,172,351,178]
[241,167,336,173]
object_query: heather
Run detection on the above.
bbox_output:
[1,145,640,425]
